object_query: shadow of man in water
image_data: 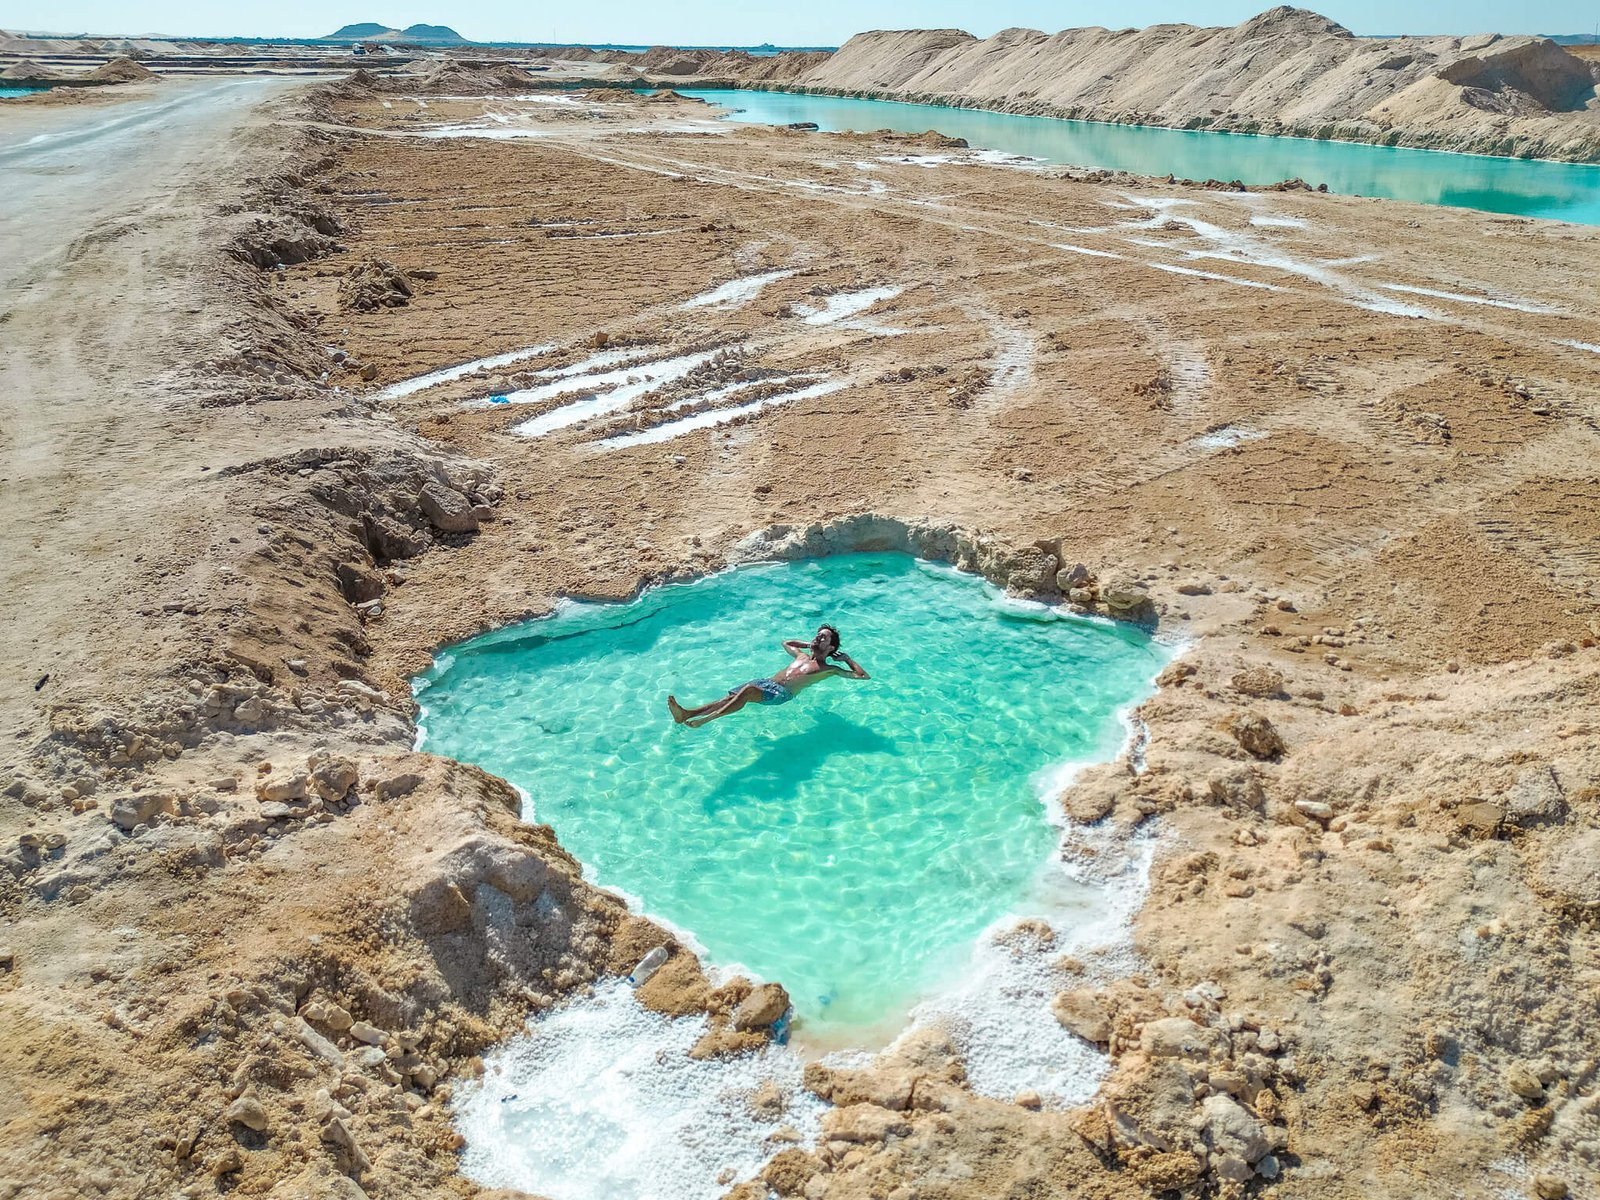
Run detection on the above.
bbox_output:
[696,711,897,816]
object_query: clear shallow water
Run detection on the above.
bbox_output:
[417,553,1166,1030]
[0,87,50,99]
[680,88,1600,225]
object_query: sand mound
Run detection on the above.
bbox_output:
[0,59,50,79]
[414,60,540,94]
[86,57,157,83]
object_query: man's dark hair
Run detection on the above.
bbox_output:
[816,624,841,654]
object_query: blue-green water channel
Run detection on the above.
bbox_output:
[0,86,50,99]
[417,553,1167,1030]
[679,87,1600,225]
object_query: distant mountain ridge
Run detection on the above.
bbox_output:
[322,22,468,44]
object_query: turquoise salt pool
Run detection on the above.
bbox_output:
[417,552,1166,1030]
[679,88,1600,226]
[0,87,50,99]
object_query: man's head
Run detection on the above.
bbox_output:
[812,624,840,658]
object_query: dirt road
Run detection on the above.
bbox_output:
[0,78,317,742]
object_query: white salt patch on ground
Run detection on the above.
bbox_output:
[419,125,559,140]
[511,93,586,105]
[796,286,903,326]
[1251,215,1306,229]
[378,344,557,401]
[598,379,849,449]
[511,351,720,437]
[1377,283,1558,315]
[1052,243,1124,259]
[1148,263,1280,290]
[662,376,805,413]
[1555,339,1600,354]
[1193,424,1267,450]
[1115,194,1440,317]
[454,979,824,1200]
[681,269,798,310]
[907,813,1158,1105]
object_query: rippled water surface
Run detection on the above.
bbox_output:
[680,88,1600,225]
[417,553,1165,1028]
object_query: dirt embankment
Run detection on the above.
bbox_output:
[698,5,1600,163]
[2,72,1599,1200]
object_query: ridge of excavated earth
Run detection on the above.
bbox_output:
[682,5,1600,164]
[0,69,1597,1200]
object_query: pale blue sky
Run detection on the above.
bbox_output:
[9,1,1598,45]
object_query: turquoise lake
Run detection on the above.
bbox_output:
[417,553,1166,1030]
[680,88,1600,226]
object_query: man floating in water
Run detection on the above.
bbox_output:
[667,624,869,728]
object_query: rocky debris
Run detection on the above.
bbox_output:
[230,204,342,270]
[300,448,499,562]
[731,516,1163,626]
[338,257,416,312]
[1228,712,1285,759]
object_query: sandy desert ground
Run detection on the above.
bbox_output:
[1,66,1598,1200]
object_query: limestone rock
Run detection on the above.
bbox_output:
[310,754,359,803]
[1053,988,1112,1044]
[258,773,310,804]
[110,793,169,831]
[1141,1016,1228,1061]
[1061,773,1121,824]
[418,481,479,533]
[1198,1092,1269,1164]
[373,770,423,801]
[224,1094,269,1132]
[1531,829,1600,913]
[1206,765,1265,813]
[733,982,791,1032]
[1055,561,1089,592]
[821,1103,912,1144]
[1228,712,1285,759]
[1099,574,1154,621]
[1003,547,1059,596]
[1230,665,1285,698]
[1507,1063,1545,1101]
[1504,766,1565,826]
[349,1020,387,1046]
[760,1148,819,1196]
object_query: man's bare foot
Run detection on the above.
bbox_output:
[667,695,689,724]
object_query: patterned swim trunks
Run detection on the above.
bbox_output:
[732,677,794,705]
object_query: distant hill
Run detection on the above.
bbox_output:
[322,22,469,44]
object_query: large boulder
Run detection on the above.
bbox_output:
[418,481,479,533]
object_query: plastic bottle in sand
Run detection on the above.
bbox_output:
[628,946,669,987]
